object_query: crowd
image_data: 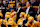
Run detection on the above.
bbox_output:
[0,0,40,27]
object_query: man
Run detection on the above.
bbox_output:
[25,1,35,18]
[3,1,8,7]
[16,3,24,23]
[16,3,24,13]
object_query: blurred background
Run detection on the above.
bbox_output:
[0,0,40,27]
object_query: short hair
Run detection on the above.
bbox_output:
[6,1,7,2]
[29,2,31,5]
[19,3,22,6]
[26,1,31,5]
[17,2,22,6]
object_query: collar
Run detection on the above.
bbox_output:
[18,7,21,9]
[27,6,30,8]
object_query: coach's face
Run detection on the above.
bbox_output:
[26,2,30,7]
[17,3,19,7]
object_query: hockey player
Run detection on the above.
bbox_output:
[5,12,11,21]
[36,14,40,27]
[25,16,35,27]
[17,12,25,27]
[11,11,17,22]
[8,18,18,27]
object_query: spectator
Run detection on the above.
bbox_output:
[31,0,39,6]
[4,1,8,7]
[21,1,26,7]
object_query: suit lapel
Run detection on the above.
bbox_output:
[28,7,31,14]
[29,7,31,12]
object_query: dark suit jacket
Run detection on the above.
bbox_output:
[16,8,24,23]
[17,8,24,14]
[28,7,35,17]
[25,7,36,18]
